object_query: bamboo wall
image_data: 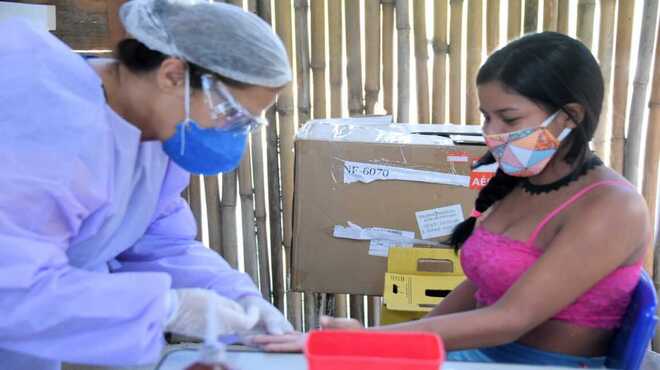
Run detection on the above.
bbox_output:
[16,0,660,335]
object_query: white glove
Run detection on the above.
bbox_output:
[164,288,260,339]
[238,296,294,335]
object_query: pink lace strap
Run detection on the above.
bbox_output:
[526,179,631,245]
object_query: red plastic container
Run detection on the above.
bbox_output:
[304,330,445,370]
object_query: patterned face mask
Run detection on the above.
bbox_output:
[484,111,572,177]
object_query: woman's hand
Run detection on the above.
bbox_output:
[249,332,307,352]
[318,315,363,330]
[250,315,366,352]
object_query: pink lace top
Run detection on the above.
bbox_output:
[460,180,642,329]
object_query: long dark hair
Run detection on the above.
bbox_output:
[449,32,605,251]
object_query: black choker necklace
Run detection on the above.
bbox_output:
[521,155,603,195]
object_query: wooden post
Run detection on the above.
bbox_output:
[311,0,327,119]
[576,0,595,49]
[449,0,463,124]
[523,0,538,34]
[189,175,203,241]
[328,0,343,118]
[624,0,659,187]
[251,129,272,299]
[346,0,364,117]
[365,0,382,115]
[610,0,635,173]
[432,0,448,123]
[204,176,223,256]
[238,142,260,285]
[275,0,303,332]
[486,0,500,54]
[508,0,523,41]
[466,0,482,125]
[221,171,239,268]
[593,0,616,160]
[396,0,411,123]
[413,0,429,123]
[542,0,558,31]
[383,0,396,116]
[557,0,569,34]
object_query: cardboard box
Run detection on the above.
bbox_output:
[384,273,465,312]
[291,121,489,295]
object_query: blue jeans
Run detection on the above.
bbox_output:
[447,342,606,368]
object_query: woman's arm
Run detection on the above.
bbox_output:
[424,278,477,317]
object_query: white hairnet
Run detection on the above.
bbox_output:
[119,0,292,87]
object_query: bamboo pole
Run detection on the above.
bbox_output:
[346,0,364,117]
[593,0,616,160]
[486,0,500,54]
[557,0,569,35]
[257,0,286,313]
[204,175,223,256]
[523,0,538,34]
[350,295,365,325]
[542,0,557,31]
[189,175,203,241]
[383,0,395,115]
[248,0,258,12]
[265,108,285,311]
[365,0,382,115]
[295,0,311,126]
[449,0,463,124]
[610,0,635,173]
[508,0,522,41]
[221,171,238,268]
[328,0,347,318]
[432,0,448,123]
[396,0,411,123]
[311,0,327,119]
[645,17,660,306]
[305,0,327,324]
[645,19,660,316]
[367,296,381,327]
[275,0,303,331]
[576,0,595,49]
[238,141,260,285]
[328,0,343,118]
[251,129,271,299]
[466,0,482,125]
[624,0,659,187]
[413,0,429,122]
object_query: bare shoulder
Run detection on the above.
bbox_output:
[570,168,652,259]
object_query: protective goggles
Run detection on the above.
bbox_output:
[200,73,268,132]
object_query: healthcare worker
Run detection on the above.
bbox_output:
[0,0,293,369]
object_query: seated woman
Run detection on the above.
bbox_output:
[251,31,653,368]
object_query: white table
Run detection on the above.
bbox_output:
[152,346,576,370]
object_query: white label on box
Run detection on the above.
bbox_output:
[334,222,435,257]
[415,205,465,239]
[368,228,415,257]
[343,161,470,187]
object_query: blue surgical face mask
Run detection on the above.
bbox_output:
[162,70,252,175]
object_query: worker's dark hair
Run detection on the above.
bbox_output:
[449,32,605,251]
[115,38,250,89]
